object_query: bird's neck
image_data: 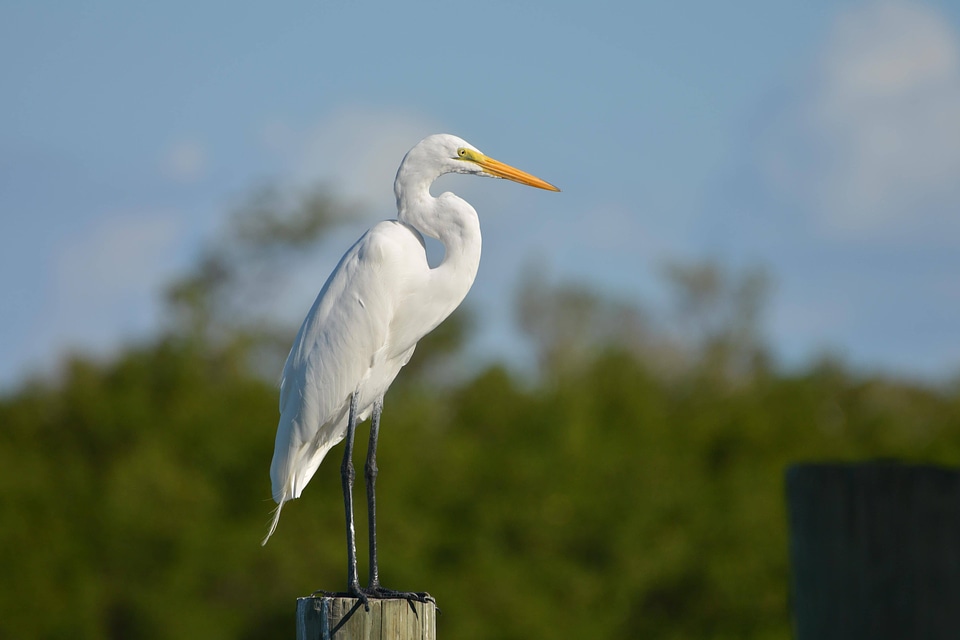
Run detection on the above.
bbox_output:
[397,184,482,318]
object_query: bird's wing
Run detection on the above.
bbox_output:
[270,221,427,504]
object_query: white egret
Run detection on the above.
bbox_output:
[264,133,559,602]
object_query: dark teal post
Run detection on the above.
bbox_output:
[786,462,960,640]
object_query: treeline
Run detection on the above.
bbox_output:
[3,332,960,639]
[2,188,958,639]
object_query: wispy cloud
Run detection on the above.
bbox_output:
[50,212,183,348]
[161,138,208,183]
[761,1,960,240]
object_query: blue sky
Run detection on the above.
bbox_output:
[3,0,960,388]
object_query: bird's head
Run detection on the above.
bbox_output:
[397,133,560,193]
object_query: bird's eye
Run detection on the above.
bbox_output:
[457,148,467,158]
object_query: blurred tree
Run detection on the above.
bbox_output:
[514,265,679,378]
[516,259,772,381]
[661,259,772,379]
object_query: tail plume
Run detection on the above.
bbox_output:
[261,490,288,546]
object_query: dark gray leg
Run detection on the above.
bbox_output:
[317,392,435,607]
[365,396,383,590]
[340,392,364,601]
[359,396,434,606]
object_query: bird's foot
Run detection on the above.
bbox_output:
[311,585,434,612]
[362,585,435,605]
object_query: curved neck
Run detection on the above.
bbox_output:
[395,175,482,321]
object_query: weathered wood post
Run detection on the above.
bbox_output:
[786,461,960,640]
[296,596,437,640]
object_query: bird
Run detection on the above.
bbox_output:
[263,133,559,603]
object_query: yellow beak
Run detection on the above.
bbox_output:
[462,149,561,192]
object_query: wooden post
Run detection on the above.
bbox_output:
[786,461,960,640]
[296,597,437,640]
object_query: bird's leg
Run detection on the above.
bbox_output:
[328,393,429,607]
[365,396,383,591]
[340,391,365,604]
[359,396,435,606]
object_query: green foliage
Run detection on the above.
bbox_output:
[3,336,960,638]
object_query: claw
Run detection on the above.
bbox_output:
[310,588,370,611]
[350,585,370,611]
